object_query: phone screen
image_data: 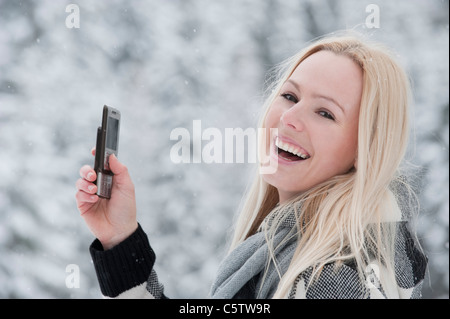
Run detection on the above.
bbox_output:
[106,117,119,150]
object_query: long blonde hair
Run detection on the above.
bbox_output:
[229,32,415,298]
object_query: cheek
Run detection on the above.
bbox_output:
[319,134,358,172]
[264,103,282,128]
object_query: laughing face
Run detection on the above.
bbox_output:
[263,50,363,203]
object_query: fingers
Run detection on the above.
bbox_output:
[76,153,132,209]
[79,165,96,182]
[82,154,127,179]
[76,177,97,194]
[75,187,99,205]
[75,174,98,200]
[76,165,99,206]
[75,150,100,213]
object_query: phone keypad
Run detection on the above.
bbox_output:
[96,172,113,199]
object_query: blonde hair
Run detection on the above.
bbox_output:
[229,32,415,298]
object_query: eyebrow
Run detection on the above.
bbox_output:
[285,79,345,114]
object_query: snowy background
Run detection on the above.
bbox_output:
[0,0,448,299]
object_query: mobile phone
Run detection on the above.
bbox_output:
[94,105,121,199]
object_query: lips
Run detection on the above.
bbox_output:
[274,136,311,162]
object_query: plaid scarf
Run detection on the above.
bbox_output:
[210,203,427,299]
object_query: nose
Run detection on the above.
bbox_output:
[280,104,305,132]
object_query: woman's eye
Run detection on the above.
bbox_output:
[318,110,335,121]
[281,93,298,103]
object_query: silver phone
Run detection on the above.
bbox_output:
[94,105,121,199]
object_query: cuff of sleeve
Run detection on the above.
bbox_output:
[89,224,155,297]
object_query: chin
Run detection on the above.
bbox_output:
[263,177,306,196]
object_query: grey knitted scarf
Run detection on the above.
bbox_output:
[210,204,299,299]
[209,200,428,299]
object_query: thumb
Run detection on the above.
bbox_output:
[109,154,129,178]
[108,154,134,191]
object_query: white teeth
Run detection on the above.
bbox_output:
[275,137,310,159]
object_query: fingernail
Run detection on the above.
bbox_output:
[88,185,96,192]
[87,172,94,180]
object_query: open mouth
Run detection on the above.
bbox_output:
[275,137,310,162]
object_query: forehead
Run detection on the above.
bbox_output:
[288,50,363,110]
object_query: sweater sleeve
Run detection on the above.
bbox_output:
[89,223,167,298]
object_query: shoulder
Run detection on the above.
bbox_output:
[288,263,368,299]
[393,221,428,296]
[288,221,428,299]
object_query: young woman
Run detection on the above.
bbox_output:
[75,33,427,299]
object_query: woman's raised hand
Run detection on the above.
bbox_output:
[75,149,138,250]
